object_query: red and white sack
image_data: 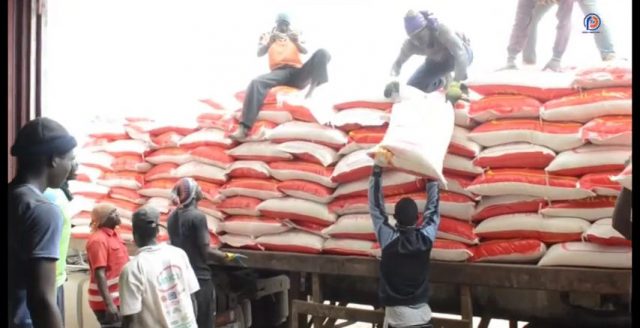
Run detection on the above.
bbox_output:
[611,162,632,190]
[437,217,478,245]
[89,122,129,140]
[268,121,348,149]
[572,62,632,89]
[540,197,616,222]
[473,195,546,222]
[471,239,547,263]
[438,191,476,222]
[205,214,222,234]
[276,141,339,167]
[68,180,110,199]
[475,213,591,243]
[199,199,226,220]
[146,148,193,165]
[474,143,556,169]
[150,131,184,149]
[71,211,92,227]
[448,126,482,159]
[321,214,382,241]
[282,220,329,237]
[537,242,631,269]
[144,163,179,181]
[96,171,144,190]
[443,154,483,177]
[222,216,290,237]
[99,197,139,219]
[583,218,632,247]
[329,196,370,216]
[268,161,336,188]
[369,90,453,184]
[145,197,173,214]
[196,180,224,203]
[226,161,271,179]
[237,121,278,142]
[431,239,474,262]
[256,230,325,254]
[75,165,103,183]
[189,146,234,169]
[217,196,262,216]
[111,155,152,173]
[332,89,394,111]
[580,116,632,146]
[277,180,334,204]
[443,174,477,200]
[178,128,234,149]
[470,95,541,122]
[331,149,373,184]
[124,119,155,143]
[332,171,424,199]
[466,70,575,101]
[330,108,389,132]
[103,140,148,157]
[174,161,227,184]
[579,171,623,196]
[220,179,283,200]
[81,138,109,152]
[257,197,337,226]
[70,225,92,240]
[137,179,178,199]
[452,101,476,129]
[227,141,293,162]
[148,119,198,137]
[545,145,630,176]
[78,151,114,172]
[220,234,263,250]
[323,238,376,257]
[469,119,584,152]
[467,169,595,200]
[67,196,97,218]
[541,87,632,122]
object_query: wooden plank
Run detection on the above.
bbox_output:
[311,273,324,328]
[459,285,472,328]
[291,300,384,325]
[219,250,631,294]
[477,317,491,328]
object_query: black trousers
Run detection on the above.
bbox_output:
[93,309,122,327]
[240,48,331,128]
[194,279,216,328]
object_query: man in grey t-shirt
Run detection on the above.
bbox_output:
[8,118,77,328]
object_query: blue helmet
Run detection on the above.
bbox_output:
[276,13,291,25]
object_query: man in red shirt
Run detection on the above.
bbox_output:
[86,204,130,327]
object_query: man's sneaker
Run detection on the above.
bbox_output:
[602,53,617,61]
[229,125,248,141]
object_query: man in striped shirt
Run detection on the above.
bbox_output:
[86,204,130,327]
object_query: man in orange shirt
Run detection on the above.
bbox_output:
[86,204,130,327]
[230,13,331,140]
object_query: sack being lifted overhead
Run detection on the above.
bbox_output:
[368,86,454,185]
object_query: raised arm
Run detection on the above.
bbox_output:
[436,24,469,82]
[257,31,275,57]
[288,30,308,54]
[419,180,441,242]
[368,165,395,247]
[390,39,415,77]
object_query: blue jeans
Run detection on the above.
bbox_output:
[407,44,473,93]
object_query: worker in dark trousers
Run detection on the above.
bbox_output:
[368,150,441,328]
[230,13,331,140]
[384,10,473,105]
[167,178,247,328]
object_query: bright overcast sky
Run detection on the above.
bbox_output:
[42,0,632,139]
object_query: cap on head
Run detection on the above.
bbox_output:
[394,197,418,227]
[276,13,291,25]
[91,204,117,232]
[132,206,160,232]
[11,117,77,158]
[404,10,428,37]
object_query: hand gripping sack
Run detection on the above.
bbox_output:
[368,88,454,185]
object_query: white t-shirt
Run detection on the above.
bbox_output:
[119,243,200,328]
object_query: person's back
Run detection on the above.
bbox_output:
[120,243,199,328]
[167,207,211,280]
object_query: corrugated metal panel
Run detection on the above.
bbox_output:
[8,0,37,181]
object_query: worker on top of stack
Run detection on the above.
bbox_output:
[230,13,331,141]
[9,117,77,328]
[503,0,575,72]
[384,9,473,105]
[368,149,441,328]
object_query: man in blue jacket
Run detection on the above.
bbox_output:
[368,164,441,328]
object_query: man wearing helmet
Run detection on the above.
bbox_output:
[230,13,331,141]
[384,10,473,105]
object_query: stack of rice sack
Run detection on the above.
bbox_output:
[465,65,632,269]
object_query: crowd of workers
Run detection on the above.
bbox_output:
[8,1,628,328]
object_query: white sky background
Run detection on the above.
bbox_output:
[42,0,632,139]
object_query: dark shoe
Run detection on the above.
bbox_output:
[383,81,400,99]
[305,83,317,99]
[229,125,248,141]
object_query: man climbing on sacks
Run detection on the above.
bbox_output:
[384,10,473,105]
[368,149,441,328]
[230,12,331,141]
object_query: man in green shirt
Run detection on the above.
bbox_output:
[43,160,78,324]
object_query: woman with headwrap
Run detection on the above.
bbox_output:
[167,178,247,328]
[85,204,129,327]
